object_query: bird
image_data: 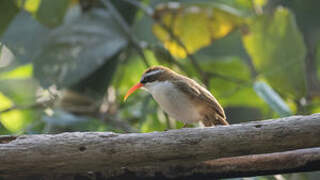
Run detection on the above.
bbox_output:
[124,66,229,127]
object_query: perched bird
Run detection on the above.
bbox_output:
[124,66,229,127]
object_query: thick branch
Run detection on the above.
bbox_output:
[0,114,320,179]
[104,147,320,180]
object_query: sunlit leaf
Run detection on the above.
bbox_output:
[195,30,250,61]
[242,7,306,99]
[1,109,25,133]
[254,81,292,117]
[33,9,128,88]
[0,64,33,79]
[200,58,264,108]
[0,0,19,36]
[17,0,42,14]
[254,0,267,7]
[0,92,12,110]
[0,93,34,133]
[0,79,37,105]
[152,3,244,58]
[0,78,39,133]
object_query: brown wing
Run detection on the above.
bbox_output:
[173,78,228,126]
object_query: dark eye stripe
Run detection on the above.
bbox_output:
[140,71,162,84]
[140,75,156,84]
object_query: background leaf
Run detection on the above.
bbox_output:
[0,0,19,36]
[242,7,306,99]
[0,11,50,66]
[152,2,244,58]
[0,93,37,133]
[35,0,71,27]
[0,79,37,105]
[33,9,128,88]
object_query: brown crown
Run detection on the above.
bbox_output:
[140,66,180,84]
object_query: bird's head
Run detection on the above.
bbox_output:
[124,66,176,101]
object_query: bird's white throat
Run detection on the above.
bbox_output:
[143,80,202,124]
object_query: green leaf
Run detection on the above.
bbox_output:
[0,64,33,79]
[254,81,292,117]
[0,79,37,106]
[200,58,265,108]
[0,92,37,133]
[281,0,320,36]
[1,11,50,65]
[33,9,128,88]
[152,2,244,58]
[35,0,71,27]
[15,0,42,14]
[242,7,306,99]
[70,56,119,99]
[0,0,19,36]
[195,30,250,62]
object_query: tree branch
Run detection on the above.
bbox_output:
[0,114,320,179]
[0,99,54,115]
[102,0,150,67]
[103,147,320,180]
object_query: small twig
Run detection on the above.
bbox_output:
[154,18,208,84]
[0,103,46,115]
[101,0,150,67]
[122,0,154,16]
[0,105,18,114]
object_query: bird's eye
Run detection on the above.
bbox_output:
[140,75,154,84]
[141,70,162,84]
[140,78,147,84]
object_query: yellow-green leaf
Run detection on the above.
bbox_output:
[0,64,33,79]
[152,3,244,58]
[15,0,41,14]
[0,93,25,132]
[242,7,306,98]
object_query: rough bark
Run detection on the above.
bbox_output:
[103,147,320,180]
[0,114,320,179]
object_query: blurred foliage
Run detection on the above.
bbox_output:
[0,0,319,178]
[243,7,306,99]
[152,3,244,58]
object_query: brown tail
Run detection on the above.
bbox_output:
[202,114,229,127]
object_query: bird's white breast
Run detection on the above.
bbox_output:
[144,81,202,124]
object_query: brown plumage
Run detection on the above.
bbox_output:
[135,66,228,127]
